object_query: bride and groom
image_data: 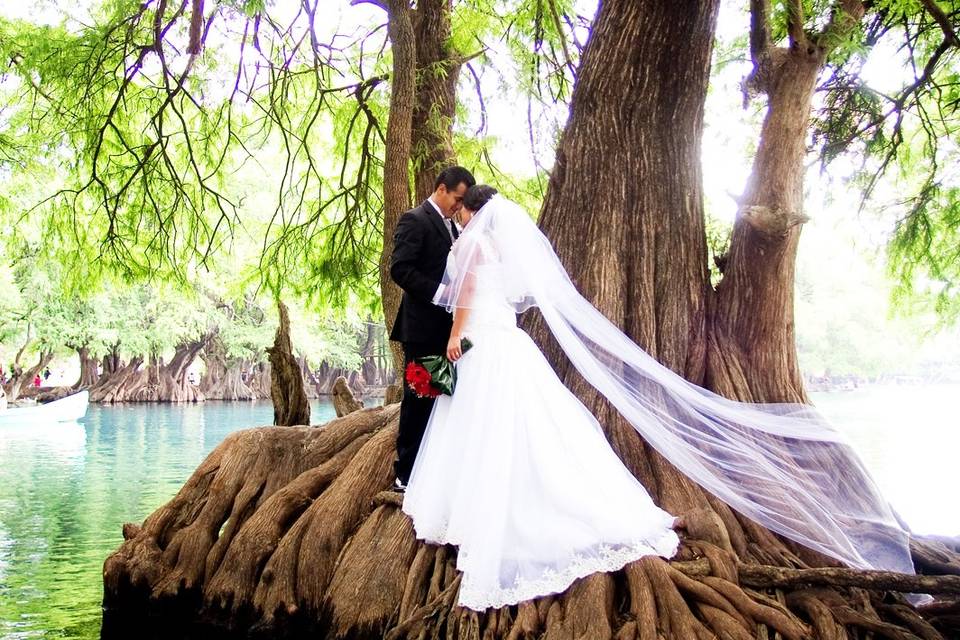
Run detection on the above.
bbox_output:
[389,166,916,612]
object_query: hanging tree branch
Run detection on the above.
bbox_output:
[919,0,960,47]
[0,0,397,307]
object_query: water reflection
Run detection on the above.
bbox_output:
[0,400,337,639]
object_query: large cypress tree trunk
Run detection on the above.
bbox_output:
[706,0,862,405]
[85,337,211,403]
[706,64,815,401]
[526,0,717,525]
[359,321,379,385]
[74,345,100,389]
[200,337,258,401]
[89,356,145,403]
[534,0,714,377]
[105,346,121,374]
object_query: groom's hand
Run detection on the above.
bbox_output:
[447,334,463,361]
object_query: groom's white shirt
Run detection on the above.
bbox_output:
[427,196,455,307]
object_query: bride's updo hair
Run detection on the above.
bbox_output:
[463,184,498,212]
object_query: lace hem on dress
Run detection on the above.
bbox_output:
[457,531,680,611]
[406,505,680,612]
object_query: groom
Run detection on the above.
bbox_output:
[390,166,476,491]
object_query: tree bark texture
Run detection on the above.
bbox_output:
[267,300,310,426]
[707,43,819,404]
[88,356,144,403]
[75,345,100,389]
[297,355,321,399]
[707,0,866,405]
[331,376,364,417]
[410,0,460,203]
[247,361,273,399]
[524,0,717,523]
[201,339,258,401]
[312,362,368,397]
[102,347,121,376]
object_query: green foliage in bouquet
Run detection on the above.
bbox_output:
[416,338,473,396]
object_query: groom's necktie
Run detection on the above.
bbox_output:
[448,218,459,241]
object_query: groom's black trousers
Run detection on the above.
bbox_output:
[395,340,445,484]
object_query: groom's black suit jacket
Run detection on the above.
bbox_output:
[389,200,454,350]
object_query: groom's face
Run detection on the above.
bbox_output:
[434,182,469,217]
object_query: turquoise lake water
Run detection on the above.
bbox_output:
[0,400,338,639]
[0,387,955,638]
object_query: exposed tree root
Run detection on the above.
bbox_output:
[102,408,960,639]
[912,536,960,576]
[671,559,960,594]
[384,383,403,406]
[331,376,364,417]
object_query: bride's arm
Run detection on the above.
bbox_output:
[446,274,475,361]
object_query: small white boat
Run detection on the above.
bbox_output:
[0,390,89,426]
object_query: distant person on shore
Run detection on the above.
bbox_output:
[33,374,41,388]
[43,367,51,380]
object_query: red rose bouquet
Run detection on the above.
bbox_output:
[404,338,473,398]
[405,361,440,398]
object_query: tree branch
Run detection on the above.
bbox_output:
[787,0,806,49]
[465,62,487,136]
[742,564,960,595]
[819,0,866,49]
[547,0,577,79]
[672,559,960,595]
[749,0,771,65]
[187,0,205,54]
[349,0,387,10]
[920,0,960,47]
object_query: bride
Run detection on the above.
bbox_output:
[402,186,915,612]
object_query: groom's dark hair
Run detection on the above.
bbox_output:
[434,166,476,191]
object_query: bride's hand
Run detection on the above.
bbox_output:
[447,334,463,361]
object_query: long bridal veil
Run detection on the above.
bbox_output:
[435,195,914,576]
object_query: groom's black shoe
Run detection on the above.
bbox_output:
[393,478,407,493]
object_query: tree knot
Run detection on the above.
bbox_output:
[740,204,810,237]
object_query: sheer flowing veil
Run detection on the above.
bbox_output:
[435,195,914,576]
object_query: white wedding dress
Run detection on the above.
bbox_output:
[403,195,916,611]
[402,258,680,611]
